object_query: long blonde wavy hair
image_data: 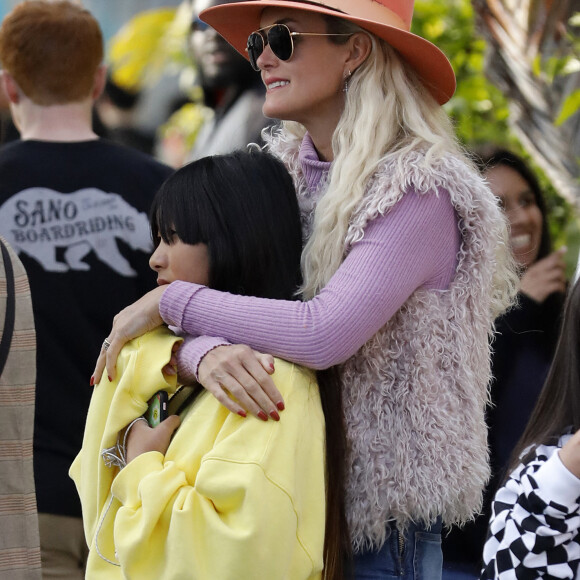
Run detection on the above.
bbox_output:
[285,17,464,299]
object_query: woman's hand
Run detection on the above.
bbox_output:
[197,345,284,421]
[558,429,580,479]
[125,415,181,464]
[92,285,167,384]
[520,247,567,303]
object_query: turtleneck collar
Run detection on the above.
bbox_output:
[298,133,332,193]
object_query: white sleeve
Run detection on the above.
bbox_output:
[481,443,580,578]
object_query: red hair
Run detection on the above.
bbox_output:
[0,1,103,105]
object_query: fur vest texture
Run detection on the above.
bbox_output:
[267,131,515,552]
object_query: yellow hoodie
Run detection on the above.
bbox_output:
[70,327,325,579]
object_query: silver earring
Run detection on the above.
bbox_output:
[343,69,352,93]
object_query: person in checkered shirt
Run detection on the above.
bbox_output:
[481,280,580,578]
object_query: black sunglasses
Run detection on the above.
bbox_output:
[246,23,352,71]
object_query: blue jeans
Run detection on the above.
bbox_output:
[353,518,443,580]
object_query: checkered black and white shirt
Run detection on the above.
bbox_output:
[481,435,580,579]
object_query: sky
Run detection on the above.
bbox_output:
[0,0,178,42]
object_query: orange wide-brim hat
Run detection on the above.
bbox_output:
[200,0,456,105]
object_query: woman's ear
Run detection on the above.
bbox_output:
[346,32,372,72]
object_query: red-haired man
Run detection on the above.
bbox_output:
[0,2,173,577]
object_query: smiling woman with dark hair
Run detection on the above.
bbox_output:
[481,149,567,470]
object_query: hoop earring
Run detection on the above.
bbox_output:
[343,69,352,93]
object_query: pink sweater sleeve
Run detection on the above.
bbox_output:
[162,190,459,370]
[174,334,231,383]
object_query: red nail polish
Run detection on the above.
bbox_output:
[276,401,285,411]
[269,363,275,372]
[270,410,280,421]
[90,375,94,387]
[108,376,112,382]
[237,410,247,418]
[258,411,268,421]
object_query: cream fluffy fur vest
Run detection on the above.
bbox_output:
[268,132,515,553]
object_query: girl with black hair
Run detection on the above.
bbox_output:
[481,279,580,577]
[71,150,348,580]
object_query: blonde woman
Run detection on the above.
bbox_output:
[94,1,518,577]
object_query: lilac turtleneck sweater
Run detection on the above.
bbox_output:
[165,136,460,379]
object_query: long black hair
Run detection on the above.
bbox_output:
[150,149,349,579]
[507,279,580,475]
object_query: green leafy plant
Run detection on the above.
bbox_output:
[413,0,512,147]
[413,0,580,276]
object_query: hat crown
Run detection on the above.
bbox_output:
[307,0,414,31]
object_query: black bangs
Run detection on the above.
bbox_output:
[149,161,212,248]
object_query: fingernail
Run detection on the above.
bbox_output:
[269,363,275,372]
[237,410,247,418]
[108,376,112,382]
[257,411,268,421]
[276,401,285,411]
[90,375,94,387]
[270,410,280,421]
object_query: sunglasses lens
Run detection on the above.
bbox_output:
[268,24,293,61]
[247,32,263,71]
[247,24,293,70]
